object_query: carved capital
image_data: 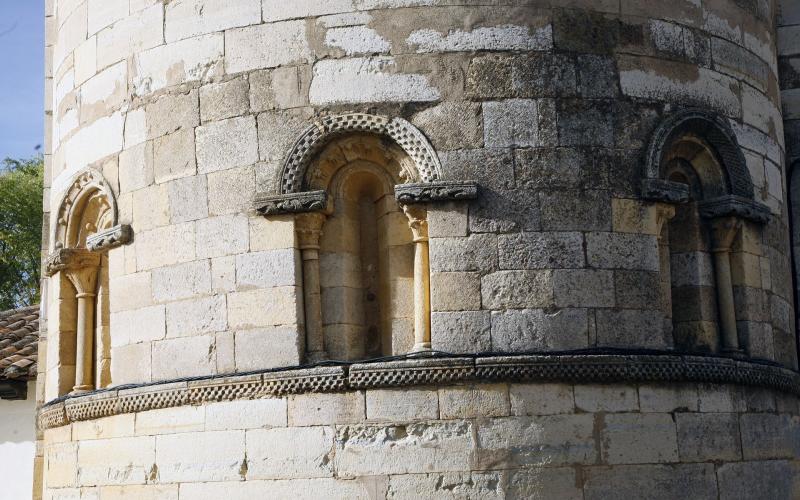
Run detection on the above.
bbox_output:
[295,212,327,250]
[253,191,328,216]
[655,203,676,238]
[709,216,743,253]
[698,195,770,224]
[641,179,690,204]
[86,224,132,252]
[402,204,428,242]
[394,181,478,205]
[45,248,101,277]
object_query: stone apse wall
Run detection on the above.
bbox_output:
[38,0,800,498]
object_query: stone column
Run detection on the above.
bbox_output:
[403,204,431,352]
[709,216,743,354]
[296,212,328,362]
[62,251,101,394]
[655,204,676,326]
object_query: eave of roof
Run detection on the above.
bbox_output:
[0,305,39,381]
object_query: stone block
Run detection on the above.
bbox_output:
[481,271,553,309]
[263,0,352,22]
[118,142,154,194]
[211,256,236,293]
[196,115,258,174]
[145,91,199,140]
[557,99,614,146]
[152,260,212,303]
[153,128,197,183]
[427,202,468,238]
[134,34,224,96]
[335,421,474,476]
[178,478,370,500]
[491,308,589,351]
[638,384,698,412]
[96,4,163,69]
[717,460,793,500]
[95,485,179,500]
[111,342,152,384]
[514,147,604,191]
[288,392,366,426]
[200,78,250,123]
[586,232,660,271]
[156,430,245,483]
[601,413,679,464]
[429,234,497,273]
[109,272,153,313]
[411,102,482,151]
[72,413,135,441]
[77,436,155,486]
[595,309,668,348]
[151,335,216,380]
[675,412,741,462]
[483,99,539,147]
[167,175,208,224]
[44,441,78,488]
[234,326,301,370]
[207,164,254,216]
[61,111,125,174]
[553,269,615,308]
[431,311,491,353]
[110,304,166,346]
[205,399,288,430]
[227,287,301,329]
[246,426,335,479]
[611,198,661,235]
[439,384,510,419]
[80,61,127,125]
[740,413,796,460]
[225,20,311,74]
[583,464,718,500]
[439,148,514,190]
[196,214,250,259]
[509,383,575,416]
[249,66,312,111]
[498,232,584,270]
[366,388,439,422]
[131,183,170,232]
[256,107,315,163]
[505,467,582,500]
[235,248,298,289]
[698,384,747,412]
[430,272,481,312]
[468,187,541,233]
[166,295,227,338]
[387,471,504,500]
[614,270,661,309]
[574,384,638,412]
[165,0,261,42]
[135,406,205,436]
[87,0,127,36]
[577,54,618,98]
[249,215,296,251]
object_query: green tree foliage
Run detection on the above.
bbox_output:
[0,156,43,309]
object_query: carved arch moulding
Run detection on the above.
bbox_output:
[253,113,478,215]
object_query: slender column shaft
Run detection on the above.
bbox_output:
[403,204,431,352]
[296,212,327,362]
[709,217,743,354]
[74,292,96,392]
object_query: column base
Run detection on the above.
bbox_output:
[411,343,432,353]
[722,348,746,359]
[70,385,93,395]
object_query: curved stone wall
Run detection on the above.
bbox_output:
[40,0,798,497]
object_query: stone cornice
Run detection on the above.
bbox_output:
[38,354,800,430]
[86,224,133,252]
[253,190,328,216]
[44,248,102,277]
[698,195,771,224]
[640,179,690,204]
[394,181,478,204]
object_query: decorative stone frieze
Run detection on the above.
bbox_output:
[641,179,690,204]
[394,180,479,204]
[44,248,102,277]
[698,195,771,224]
[85,224,133,251]
[253,190,328,215]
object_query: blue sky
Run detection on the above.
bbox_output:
[0,1,43,161]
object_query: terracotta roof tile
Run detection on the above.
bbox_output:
[0,305,39,380]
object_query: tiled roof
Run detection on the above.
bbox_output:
[0,305,39,380]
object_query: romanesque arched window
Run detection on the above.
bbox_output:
[255,114,476,362]
[643,109,770,356]
[44,169,131,396]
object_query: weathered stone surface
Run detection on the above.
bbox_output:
[249,66,311,111]
[196,116,258,174]
[151,335,216,379]
[156,430,244,483]
[111,304,166,346]
[638,384,699,412]
[235,248,298,289]
[196,214,250,259]
[166,295,227,338]
[575,384,638,412]
[288,392,366,426]
[152,260,212,303]
[135,406,205,436]
[165,0,261,43]
[77,436,155,486]
[200,78,250,123]
[430,272,481,312]
[483,99,539,147]
[431,311,491,353]
[481,271,553,309]
[205,399,288,430]
[583,464,718,500]
[717,460,793,500]
[602,413,679,464]
[439,384,510,419]
[225,20,311,74]
[145,91,199,140]
[411,102,483,151]
[587,232,660,271]
[207,165,254,216]
[498,232,584,270]
[247,426,334,479]
[366,388,439,422]
[429,234,497,273]
[675,413,741,462]
[234,326,302,370]
[168,175,208,223]
[553,270,615,308]
[505,467,583,500]
[509,383,575,416]
[739,413,797,460]
[491,308,589,351]
[595,309,669,348]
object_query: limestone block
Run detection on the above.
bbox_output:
[165,0,261,42]
[110,304,166,346]
[498,232,584,269]
[481,271,553,309]
[95,485,179,500]
[577,54,619,98]
[429,234,497,273]
[124,108,146,148]
[601,413,679,464]
[366,388,439,422]
[80,61,127,124]
[118,141,154,194]
[96,4,163,69]
[288,392,366,426]
[411,102,482,151]
[408,22,552,53]
[540,190,612,231]
[638,384,699,412]
[309,57,441,105]
[256,107,315,163]
[509,383,574,416]
[614,270,661,309]
[335,421,474,476]
[44,442,78,488]
[583,464,718,500]
[675,412,741,462]
[483,99,539,147]
[151,335,216,379]
[611,198,662,235]
[168,175,208,224]
[743,84,782,137]
[205,399,288,430]
[72,414,135,441]
[156,430,245,482]
[553,269,615,308]
[109,272,153,313]
[166,295,227,338]
[717,460,793,500]
[215,331,235,374]
[111,342,152,384]
[325,25,390,56]
[135,406,205,436]
[430,311,491,353]
[61,112,124,175]
[476,415,596,467]
[87,0,127,36]
[263,0,353,22]
[200,78,250,123]
[225,20,311,74]
[698,384,746,412]
[152,260,212,303]
[145,91,199,140]
[439,384,510,419]
[505,467,583,500]
[196,116,258,174]
[53,2,87,72]
[234,326,302,370]
[430,272,480,312]
[246,426,335,479]
[595,309,668,348]
[427,202,468,238]
[153,128,198,183]
[211,256,236,293]
[132,183,169,231]
[236,248,299,289]
[586,232,659,271]
[439,148,514,190]
[574,384,638,412]
[491,308,589,351]
[77,436,155,486]
[196,214,250,259]
[388,471,504,500]
[228,287,301,329]
[740,413,797,460]
[178,478,371,500]
[249,66,312,111]
[670,252,715,287]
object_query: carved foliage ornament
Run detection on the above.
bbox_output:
[395,181,479,204]
[86,224,133,252]
[253,190,328,216]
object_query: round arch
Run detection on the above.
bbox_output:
[52,168,118,250]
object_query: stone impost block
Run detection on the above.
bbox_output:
[394,181,478,205]
[601,413,679,464]
[253,191,328,216]
[641,178,690,203]
[246,426,334,480]
[86,224,132,252]
[698,195,771,224]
